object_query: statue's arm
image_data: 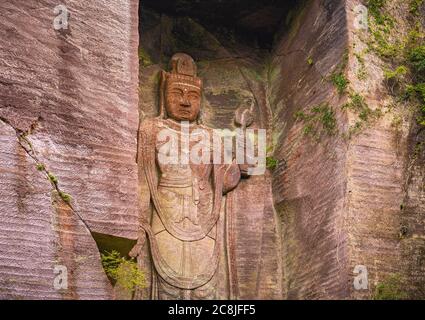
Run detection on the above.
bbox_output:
[129,120,154,257]
[222,161,241,194]
[238,163,251,178]
[221,138,254,193]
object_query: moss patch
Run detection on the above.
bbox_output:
[266,157,279,170]
[138,47,154,67]
[365,0,425,127]
[343,93,382,136]
[48,173,58,185]
[58,191,72,204]
[409,0,425,16]
[373,274,408,300]
[294,103,338,141]
[330,50,349,94]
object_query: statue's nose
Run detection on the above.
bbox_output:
[181,97,191,107]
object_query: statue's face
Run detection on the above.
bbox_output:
[165,81,201,122]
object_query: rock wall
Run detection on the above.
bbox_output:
[269,0,425,299]
[345,0,425,299]
[0,0,423,300]
[269,0,350,299]
[0,0,140,299]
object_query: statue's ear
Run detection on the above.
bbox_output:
[197,109,203,125]
[159,71,167,118]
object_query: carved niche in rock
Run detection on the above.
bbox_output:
[130,53,265,299]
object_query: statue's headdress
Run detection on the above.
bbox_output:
[159,53,202,118]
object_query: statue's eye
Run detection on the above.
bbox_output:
[188,93,199,100]
[171,91,183,97]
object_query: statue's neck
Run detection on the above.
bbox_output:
[164,118,198,129]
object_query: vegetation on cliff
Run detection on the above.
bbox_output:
[101,250,146,293]
[373,274,408,300]
[367,0,424,126]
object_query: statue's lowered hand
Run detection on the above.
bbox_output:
[129,233,146,258]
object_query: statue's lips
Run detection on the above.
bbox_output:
[179,109,192,116]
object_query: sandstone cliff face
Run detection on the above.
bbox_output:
[271,0,425,299]
[0,120,113,299]
[269,0,350,299]
[345,0,425,299]
[0,0,139,299]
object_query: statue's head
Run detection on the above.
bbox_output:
[160,53,202,122]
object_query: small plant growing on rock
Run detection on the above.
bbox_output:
[307,57,314,66]
[366,0,425,128]
[294,103,337,140]
[343,93,383,136]
[101,250,146,293]
[373,274,408,300]
[265,146,279,170]
[384,65,408,93]
[329,49,349,94]
[266,157,279,170]
[331,73,349,95]
[406,83,425,125]
[138,47,153,68]
[36,163,45,171]
[406,83,425,101]
[343,93,375,117]
[59,191,72,204]
[409,0,425,16]
[48,173,58,185]
[409,45,425,79]
[355,52,368,80]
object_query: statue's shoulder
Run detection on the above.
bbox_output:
[197,123,213,132]
[139,117,163,133]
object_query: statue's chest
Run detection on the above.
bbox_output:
[154,126,212,187]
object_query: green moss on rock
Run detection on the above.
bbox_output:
[373,274,408,300]
[138,47,154,67]
[101,250,146,293]
[294,103,338,141]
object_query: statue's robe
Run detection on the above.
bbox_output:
[135,118,242,299]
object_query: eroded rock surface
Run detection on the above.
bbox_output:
[0,120,113,299]
[1,0,424,300]
[269,0,350,299]
[0,0,139,299]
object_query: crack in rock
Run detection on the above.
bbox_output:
[0,117,93,234]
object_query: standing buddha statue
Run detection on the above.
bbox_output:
[131,53,251,300]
